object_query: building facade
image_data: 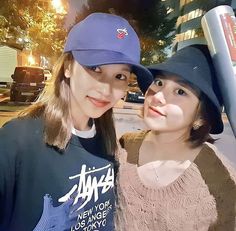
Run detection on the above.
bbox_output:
[173,0,235,51]
[0,45,31,82]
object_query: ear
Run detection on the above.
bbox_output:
[64,62,72,78]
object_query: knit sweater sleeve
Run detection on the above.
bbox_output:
[195,143,236,230]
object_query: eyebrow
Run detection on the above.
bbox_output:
[123,67,132,72]
[173,80,201,98]
[177,81,201,97]
[155,74,200,95]
[156,75,194,90]
[175,79,193,89]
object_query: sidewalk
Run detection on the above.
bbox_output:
[0,96,9,103]
[114,99,143,110]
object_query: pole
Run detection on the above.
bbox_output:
[201,5,236,138]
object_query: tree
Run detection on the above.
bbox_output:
[75,0,177,65]
[0,0,68,60]
[0,0,28,48]
[25,7,67,59]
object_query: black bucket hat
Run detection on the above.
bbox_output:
[147,45,223,134]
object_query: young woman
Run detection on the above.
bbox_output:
[116,45,236,231]
[0,13,152,231]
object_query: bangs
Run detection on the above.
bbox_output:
[154,70,202,98]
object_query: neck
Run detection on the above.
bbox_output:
[150,129,190,146]
[72,115,91,131]
[147,131,190,158]
[139,130,201,165]
[70,98,90,131]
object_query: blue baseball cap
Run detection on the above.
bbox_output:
[64,12,153,93]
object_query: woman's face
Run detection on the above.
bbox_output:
[65,61,130,120]
[144,74,200,136]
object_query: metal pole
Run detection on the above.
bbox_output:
[202,5,236,138]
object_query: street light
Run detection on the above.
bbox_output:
[28,53,36,66]
[51,0,66,14]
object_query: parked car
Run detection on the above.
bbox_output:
[124,82,145,103]
[10,66,45,102]
[43,69,52,81]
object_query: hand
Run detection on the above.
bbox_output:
[33,194,84,231]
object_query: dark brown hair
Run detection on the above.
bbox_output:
[188,93,216,148]
[19,52,118,155]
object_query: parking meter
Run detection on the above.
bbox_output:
[201,5,236,138]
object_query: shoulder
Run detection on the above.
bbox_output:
[119,130,148,148]
[1,116,43,130]
[0,116,44,142]
[195,142,236,180]
[195,142,236,198]
[119,130,148,165]
[0,117,45,178]
[202,142,236,180]
[198,143,236,229]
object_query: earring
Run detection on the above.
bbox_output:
[64,69,71,78]
[193,123,200,130]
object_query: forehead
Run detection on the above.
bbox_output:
[101,63,132,72]
[73,60,132,72]
[155,73,188,84]
[154,73,201,95]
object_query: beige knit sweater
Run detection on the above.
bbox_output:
[115,131,236,231]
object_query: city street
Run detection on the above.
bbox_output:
[0,100,236,168]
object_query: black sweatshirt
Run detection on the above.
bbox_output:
[0,117,115,231]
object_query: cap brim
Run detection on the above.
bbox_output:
[71,50,153,93]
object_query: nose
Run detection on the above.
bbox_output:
[97,82,111,96]
[151,91,166,105]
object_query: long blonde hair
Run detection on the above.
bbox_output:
[19,52,118,154]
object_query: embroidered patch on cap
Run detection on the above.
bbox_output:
[117,28,128,39]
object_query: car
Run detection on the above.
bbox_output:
[124,82,145,103]
[43,69,52,81]
[10,66,46,102]
[124,90,145,103]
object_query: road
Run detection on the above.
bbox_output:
[0,100,236,168]
[0,98,30,126]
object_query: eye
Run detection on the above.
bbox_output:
[115,74,127,81]
[176,88,187,96]
[154,78,163,87]
[87,66,101,73]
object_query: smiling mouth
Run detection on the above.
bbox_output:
[148,106,166,116]
[87,96,110,107]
